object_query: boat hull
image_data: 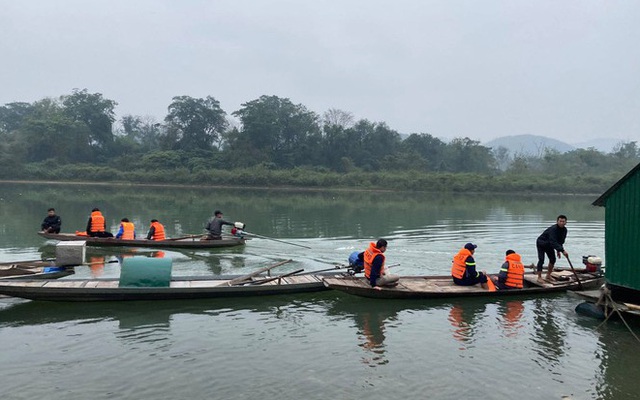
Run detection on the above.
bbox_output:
[323,273,605,299]
[0,274,337,302]
[38,232,245,249]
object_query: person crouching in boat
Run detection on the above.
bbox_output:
[41,207,61,233]
[86,208,113,238]
[493,249,525,290]
[364,239,399,288]
[115,218,136,240]
[146,219,166,240]
[452,243,489,290]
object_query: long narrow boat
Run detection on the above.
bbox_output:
[0,272,344,301]
[323,271,605,299]
[38,232,245,249]
[0,260,73,280]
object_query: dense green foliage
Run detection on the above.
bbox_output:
[1,89,638,193]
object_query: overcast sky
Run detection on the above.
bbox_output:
[1,0,639,143]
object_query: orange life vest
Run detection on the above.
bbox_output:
[120,222,135,240]
[363,242,386,279]
[150,221,166,241]
[504,253,524,289]
[451,248,472,279]
[90,211,105,233]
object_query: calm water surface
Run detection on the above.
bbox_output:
[0,183,638,400]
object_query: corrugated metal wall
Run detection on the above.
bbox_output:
[605,171,640,290]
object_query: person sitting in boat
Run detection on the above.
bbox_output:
[451,243,489,290]
[204,210,234,240]
[146,219,166,240]
[41,208,61,234]
[364,239,399,288]
[494,249,525,290]
[86,208,113,238]
[115,218,136,240]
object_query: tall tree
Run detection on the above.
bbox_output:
[231,95,320,168]
[163,95,227,150]
[61,89,117,153]
[0,102,33,134]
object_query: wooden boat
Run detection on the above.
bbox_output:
[323,271,605,299]
[0,272,345,301]
[0,260,73,280]
[38,232,246,249]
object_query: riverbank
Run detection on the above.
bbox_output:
[0,164,622,195]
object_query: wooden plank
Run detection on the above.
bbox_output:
[225,260,292,286]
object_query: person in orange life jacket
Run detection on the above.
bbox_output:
[86,208,113,238]
[364,239,399,288]
[451,242,489,289]
[146,219,166,240]
[41,208,61,233]
[115,218,136,240]
[494,249,525,290]
[536,215,568,282]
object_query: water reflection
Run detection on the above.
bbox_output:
[530,298,566,369]
[447,302,487,349]
[497,300,525,338]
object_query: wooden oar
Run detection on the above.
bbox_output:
[243,232,311,249]
[565,255,584,291]
[224,259,293,286]
[84,259,119,266]
[245,269,305,286]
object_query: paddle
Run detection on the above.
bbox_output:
[84,259,119,266]
[245,269,305,285]
[225,259,293,286]
[565,255,584,291]
[243,231,311,249]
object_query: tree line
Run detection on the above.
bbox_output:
[1,89,638,191]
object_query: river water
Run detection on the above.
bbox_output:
[0,182,638,400]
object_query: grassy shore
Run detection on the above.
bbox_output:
[0,163,623,195]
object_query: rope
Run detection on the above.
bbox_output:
[595,286,640,344]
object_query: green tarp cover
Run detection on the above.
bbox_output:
[119,256,173,287]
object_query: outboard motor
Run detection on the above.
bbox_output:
[582,255,602,273]
[231,222,246,238]
[347,251,364,275]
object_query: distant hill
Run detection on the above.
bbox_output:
[484,134,574,157]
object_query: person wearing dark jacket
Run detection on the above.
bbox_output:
[41,208,61,233]
[205,210,234,240]
[451,242,489,289]
[536,215,568,282]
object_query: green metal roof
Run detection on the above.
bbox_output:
[593,162,640,206]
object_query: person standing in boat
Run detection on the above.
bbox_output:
[146,219,166,240]
[494,249,525,290]
[86,208,113,238]
[364,239,399,288]
[204,210,234,240]
[536,215,568,282]
[451,243,489,289]
[41,208,61,233]
[115,218,136,240]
